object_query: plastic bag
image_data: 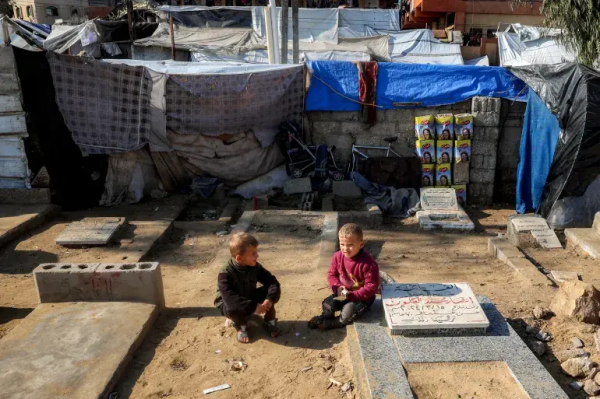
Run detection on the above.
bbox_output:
[547,175,600,229]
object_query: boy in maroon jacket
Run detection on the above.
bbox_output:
[308,223,380,330]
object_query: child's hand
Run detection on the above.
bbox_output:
[255,303,267,315]
[262,299,273,311]
[337,286,348,296]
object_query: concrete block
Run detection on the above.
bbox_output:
[0,188,51,204]
[471,154,484,168]
[594,213,600,236]
[488,237,525,263]
[364,122,396,138]
[470,168,495,184]
[34,263,100,304]
[384,108,414,123]
[471,154,497,170]
[333,180,362,198]
[321,194,334,211]
[507,214,561,249]
[565,228,600,259]
[33,262,166,307]
[472,140,496,156]
[506,257,551,286]
[473,111,500,127]
[340,121,365,135]
[482,127,500,142]
[312,121,341,136]
[503,117,524,127]
[453,162,470,184]
[468,183,494,205]
[330,111,362,122]
[284,177,312,194]
[452,100,472,112]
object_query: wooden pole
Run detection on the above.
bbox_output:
[126,0,135,58]
[281,0,288,63]
[292,0,299,63]
[268,0,280,63]
[169,15,175,60]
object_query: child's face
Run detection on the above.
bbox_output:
[236,245,259,266]
[339,234,364,259]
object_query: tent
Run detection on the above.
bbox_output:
[512,63,600,228]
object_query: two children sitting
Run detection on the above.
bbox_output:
[214,223,380,343]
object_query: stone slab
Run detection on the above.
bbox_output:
[333,180,362,198]
[508,214,560,249]
[33,262,165,307]
[565,228,600,259]
[594,212,600,236]
[488,237,525,263]
[0,188,51,204]
[420,187,458,210]
[531,229,562,249]
[506,257,552,287]
[381,283,489,334]
[55,217,126,246]
[284,177,312,194]
[0,301,158,399]
[510,215,550,232]
[416,208,474,231]
[550,270,580,283]
[0,204,60,249]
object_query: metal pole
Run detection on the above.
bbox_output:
[292,0,299,63]
[281,0,288,63]
[268,0,280,64]
[169,15,175,60]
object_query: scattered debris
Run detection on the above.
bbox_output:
[561,357,597,378]
[300,366,312,372]
[202,384,231,395]
[329,378,343,387]
[340,382,353,393]
[572,337,585,348]
[532,305,550,320]
[229,360,247,372]
[569,381,584,390]
[584,380,600,396]
[550,280,600,324]
[556,348,590,363]
[170,356,189,371]
[535,331,551,341]
[216,231,228,236]
[525,325,537,335]
[591,368,600,380]
[327,381,334,389]
[215,350,222,354]
[531,341,545,356]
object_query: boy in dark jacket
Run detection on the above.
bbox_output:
[309,223,380,330]
[214,232,281,343]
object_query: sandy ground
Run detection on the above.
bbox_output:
[1,203,599,399]
[406,362,529,399]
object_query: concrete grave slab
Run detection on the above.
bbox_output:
[0,204,60,249]
[565,228,600,259]
[507,214,561,249]
[381,283,489,335]
[420,187,458,210]
[349,297,569,399]
[0,301,158,399]
[416,208,475,231]
[55,217,125,246]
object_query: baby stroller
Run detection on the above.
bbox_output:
[278,122,344,181]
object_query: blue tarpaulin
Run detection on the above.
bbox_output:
[515,89,560,214]
[306,61,528,111]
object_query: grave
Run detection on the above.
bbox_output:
[564,212,600,259]
[416,188,474,231]
[55,217,126,246]
[382,283,489,336]
[550,270,580,283]
[507,214,562,249]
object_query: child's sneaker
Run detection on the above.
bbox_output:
[264,318,281,337]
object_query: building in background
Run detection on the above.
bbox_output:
[12,0,116,24]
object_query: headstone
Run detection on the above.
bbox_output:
[420,188,458,210]
[55,217,125,246]
[381,282,489,335]
[283,177,312,195]
[508,214,562,249]
[550,270,580,284]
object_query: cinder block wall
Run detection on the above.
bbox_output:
[306,97,525,205]
[495,100,527,203]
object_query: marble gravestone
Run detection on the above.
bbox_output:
[420,188,458,211]
[508,214,562,249]
[381,282,489,336]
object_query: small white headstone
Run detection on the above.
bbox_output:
[550,270,579,283]
[511,217,550,232]
[381,282,489,333]
[421,188,458,211]
[508,215,562,249]
[531,229,562,249]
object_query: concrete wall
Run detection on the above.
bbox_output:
[13,0,89,25]
[307,97,525,206]
[495,100,526,204]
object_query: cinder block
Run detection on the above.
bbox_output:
[470,168,495,184]
[482,127,500,142]
[307,112,332,122]
[453,162,470,184]
[33,262,166,307]
[333,180,362,198]
[385,108,414,123]
[471,154,485,168]
[312,121,341,136]
[365,122,396,137]
[468,183,494,205]
[471,153,497,169]
[330,111,362,122]
[473,111,500,127]
[284,177,312,194]
[503,117,524,127]
[488,237,525,262]
[472,141,496,156]
[34,263,100,304]
[92,263,165,307]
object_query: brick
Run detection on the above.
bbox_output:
[333,180,362,198]
[473,111,500,127]
[470,168,495,184]
[330,112,362,122]
[284,177,312,194]
[307,112,332,122]
[340,121,365,135]
[323,133,355,150]
[367,122,397,137]
[313,121,341,136]
[472,141,496,156]
[470,153,497,170]
[488,98,501,113]
[453,162,470,184]
[471,154,484,168]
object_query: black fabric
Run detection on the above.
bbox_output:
[217,285,277,326]
[321,294,371,325]
[171,9,252,28]
[12,46,107,209]
[511,63,600,217]
[94,20,158,42]
[357,157,421,189]
[214,259,281,315]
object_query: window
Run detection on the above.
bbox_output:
[26,5,33,17]
[45,6,58,16]
[15,7,22,18]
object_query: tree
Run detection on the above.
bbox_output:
[513,0,600,66]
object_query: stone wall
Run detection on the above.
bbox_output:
[306,97,525,206]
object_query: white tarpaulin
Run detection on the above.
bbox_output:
[496,24,576,67]
[339,9,400,33]
[252,7,338,43]
[191,49,369,63]
[465,55,489,66]
[388,29,463,65]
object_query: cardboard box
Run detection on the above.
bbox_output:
[454,140,472,163]
[455,114,473,140]
[436,140,453,164]
[416,140,436,164]
[421,164,435,187]
[415,115,434,140]
[453,185,467,207]
[435,113,454,140]
[436,163,452,186]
